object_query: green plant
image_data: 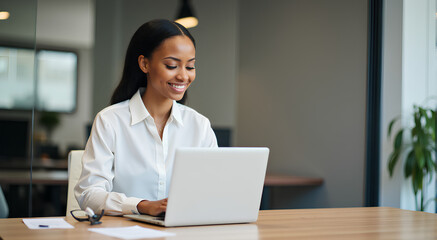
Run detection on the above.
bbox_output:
[39,111,60,142]
[388,105,436,211]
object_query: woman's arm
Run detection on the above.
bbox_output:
[74,113,143,215]
[203,118,218,148]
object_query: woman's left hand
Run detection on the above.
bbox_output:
[136,198,167,216]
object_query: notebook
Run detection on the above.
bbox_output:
[124,147,269,227]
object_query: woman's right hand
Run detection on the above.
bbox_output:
[137,198,167,216]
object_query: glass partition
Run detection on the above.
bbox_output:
[0,0,37,218]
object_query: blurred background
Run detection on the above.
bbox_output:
[0,0,436,217]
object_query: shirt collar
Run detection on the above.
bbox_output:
[129,90,150,126]
[129,89,184,127]
[170,100,184,127]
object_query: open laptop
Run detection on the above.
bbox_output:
[124,147,269,227]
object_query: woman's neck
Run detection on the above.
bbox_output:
[142,88,173,121]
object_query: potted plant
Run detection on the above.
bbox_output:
[387,105,436,211]
[39,111,60,143]
[37,112,61,159]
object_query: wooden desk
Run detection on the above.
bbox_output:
[1,207,436,239]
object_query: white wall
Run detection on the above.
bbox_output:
[380,0,403,209]
[380,0,437,212]
[237,0,368,208]
[401,0,436,212]
[93,0,239,130]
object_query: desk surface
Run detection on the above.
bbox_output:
[1,207,436,240]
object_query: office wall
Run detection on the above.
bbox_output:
[0,0,36,45]
[35,0,94,49]
[237,0,368,208]
[93,0,238,129]
[36,0,94,154]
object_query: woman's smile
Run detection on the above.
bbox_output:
[168,83,187,92]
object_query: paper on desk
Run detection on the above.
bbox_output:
[22,218,74,229]
[88,225,175,239]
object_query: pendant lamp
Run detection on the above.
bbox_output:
[175,0,198,29]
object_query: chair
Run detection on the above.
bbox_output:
[66,150,84,215]
[0,185,8,218]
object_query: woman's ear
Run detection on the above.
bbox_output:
[138,55,149,74]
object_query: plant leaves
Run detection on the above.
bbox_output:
[425,109,433,130]
[388,150,400,177]
[387,105,437,205]
[430,110,436,141]
[393,129,404,150]
[414,144,425,169]
[404,150,415,178]
[412,164,423,196]
[388,117,400,138]
[417,128,429,147]
[425,150,434,183]
[412,170,419,195]
[419,107,427,118]
[414,110,422,131]
[417,168,423,191]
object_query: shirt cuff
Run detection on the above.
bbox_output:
[122,197,143,215]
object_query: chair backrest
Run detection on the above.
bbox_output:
[66,150,84,216]
[0,185,8,218]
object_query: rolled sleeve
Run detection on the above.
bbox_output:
[122,197,143,215]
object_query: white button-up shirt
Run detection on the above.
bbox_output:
[75,90,218,215]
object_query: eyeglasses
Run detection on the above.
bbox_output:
[70,208,104,225]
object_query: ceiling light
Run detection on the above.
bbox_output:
[175,0,198,29]
[0,11,10,20]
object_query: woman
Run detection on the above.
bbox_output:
[75,19,218,216]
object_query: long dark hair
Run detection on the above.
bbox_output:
[110,19,195,105]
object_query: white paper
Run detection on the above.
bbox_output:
[22,218,74,229]
[88,225,175,239]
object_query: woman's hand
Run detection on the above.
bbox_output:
[137,198,167,216]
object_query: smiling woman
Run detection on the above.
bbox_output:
[74,19,218,217]
[138,35,196,107]
[110,20,196,106]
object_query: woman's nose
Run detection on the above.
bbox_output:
[176,68,189,81]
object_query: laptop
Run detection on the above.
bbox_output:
[124,147,269,227]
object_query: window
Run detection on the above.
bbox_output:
[0,46,78,112]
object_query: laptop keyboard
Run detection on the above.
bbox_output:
[154,212,165,220]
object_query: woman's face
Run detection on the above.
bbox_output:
[139,35,196,102]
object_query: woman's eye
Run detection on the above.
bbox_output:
[165,65,177,70]
[186,66,195,70]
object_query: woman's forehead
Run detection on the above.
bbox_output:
[153,35,195,59]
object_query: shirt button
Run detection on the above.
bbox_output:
[159,182,164,186]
